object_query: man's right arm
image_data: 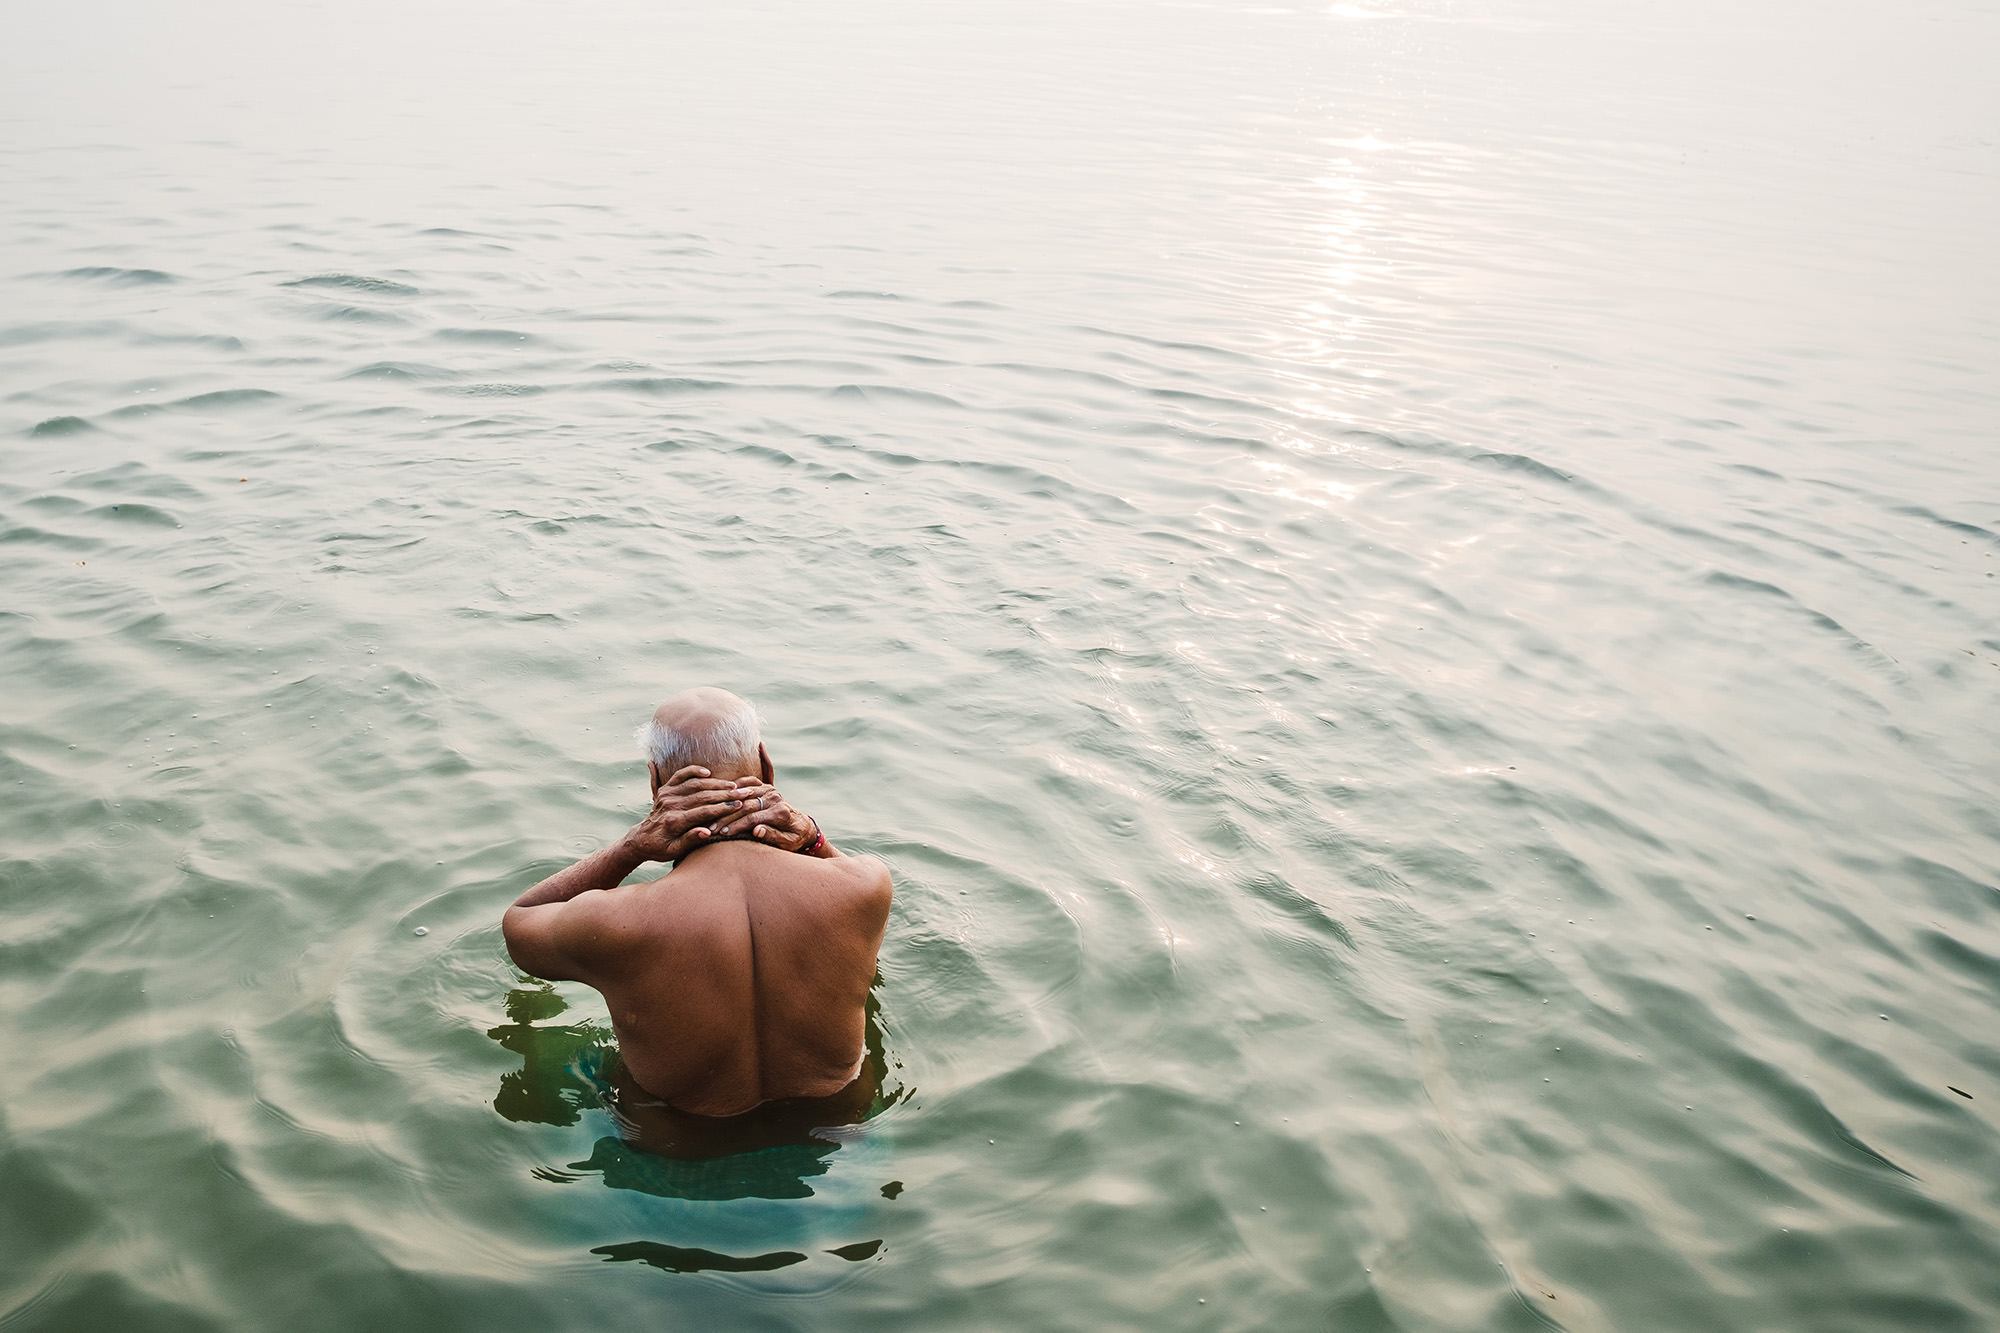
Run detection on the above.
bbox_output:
[503,767,750,979]
[503,896,603,983]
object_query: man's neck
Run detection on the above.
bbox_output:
[673,832,773,864]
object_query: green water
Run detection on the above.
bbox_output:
[3,0,1998,1328]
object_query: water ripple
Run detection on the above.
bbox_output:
[2,0,1998,1327]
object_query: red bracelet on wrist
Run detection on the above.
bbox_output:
[795,817,825,856]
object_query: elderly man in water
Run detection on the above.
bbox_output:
[502,688,891,1139]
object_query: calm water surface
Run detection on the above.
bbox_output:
[3,0,1998,1328]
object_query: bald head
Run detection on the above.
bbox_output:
[635,687,765,782]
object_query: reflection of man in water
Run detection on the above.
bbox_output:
[502,688,892,1154]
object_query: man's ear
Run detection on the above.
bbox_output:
[648,762,663,798]
[758,743,775,786]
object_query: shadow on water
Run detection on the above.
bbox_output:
[487,980,903,1274]
[590,1241,810,1273]
[588,1237,887,1274]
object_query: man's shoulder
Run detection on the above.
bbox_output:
[658,844,888,903]
[851,853,893,898]
[809,849,892,900]
[580,875,751,971]
[726,846,891,920]
[820,854,892,932]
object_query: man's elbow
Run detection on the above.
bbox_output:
[502,906,562,979]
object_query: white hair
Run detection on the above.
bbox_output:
[634,694,762,773]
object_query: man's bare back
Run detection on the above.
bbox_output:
[502,689,892,1118]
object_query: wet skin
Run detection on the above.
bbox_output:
[503,762,893,1118]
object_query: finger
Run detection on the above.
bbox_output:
[666,766,712,785]
[672,798,746,824]
[655,788,745,813]
[729,790,778,814]
[717,794,781,827]
[660,778,744,798]
[715,807,796,838]
[651,801,744,834]
[662,827,712,859]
